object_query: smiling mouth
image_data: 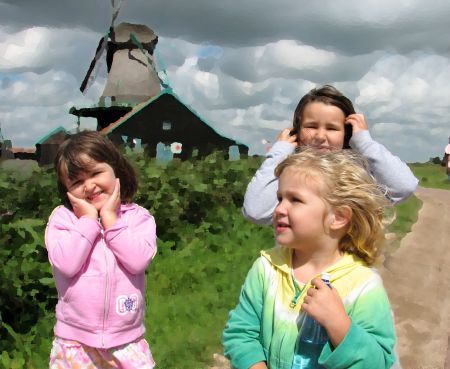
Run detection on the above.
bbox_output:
[87,191,103,201]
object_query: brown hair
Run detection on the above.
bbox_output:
[275,148,390,265]
[54,130,138,208]
[293,85,355,149]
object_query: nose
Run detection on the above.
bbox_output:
[84,179,95,194]
[274,200,287,218]
[315,127,327,141]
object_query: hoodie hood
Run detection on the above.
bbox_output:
[261,246,366,285]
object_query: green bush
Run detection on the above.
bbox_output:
[0,152,272,368]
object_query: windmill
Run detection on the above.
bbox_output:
[69,3,249,160]
[72,1,169,130]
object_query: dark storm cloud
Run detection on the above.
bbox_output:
[2,0,450,55]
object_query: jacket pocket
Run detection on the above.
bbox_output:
[62,275,105,329]
[108,272,144,329]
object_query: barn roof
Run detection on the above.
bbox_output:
[100,88,248,148]
[36,126,68,145]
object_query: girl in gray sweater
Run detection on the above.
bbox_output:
[243,85,418,225]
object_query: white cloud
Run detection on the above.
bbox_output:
[0,27,51,69]
[261,40,336,70]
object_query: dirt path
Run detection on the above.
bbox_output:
[380,187,450,369]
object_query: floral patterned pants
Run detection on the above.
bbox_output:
[49,336,155,369]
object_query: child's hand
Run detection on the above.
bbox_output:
[345,113,369,135]
[276,128,298,147]
[302,278,351,347]
[67,192,98,220]
[99,178,121,229]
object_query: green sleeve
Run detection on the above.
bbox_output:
[319,279,396,368]
[223,257,267,369]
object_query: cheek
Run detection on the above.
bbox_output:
[330,131,345,146]
[68,188,84,199]
[299,128,314,143]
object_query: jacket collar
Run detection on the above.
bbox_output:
[261,247,366,284]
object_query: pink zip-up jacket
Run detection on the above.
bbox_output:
[45,203,157,349]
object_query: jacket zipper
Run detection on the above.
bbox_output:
[289,271,307,308]
[101,229,109,348]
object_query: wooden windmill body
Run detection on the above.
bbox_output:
[101,22,161,106]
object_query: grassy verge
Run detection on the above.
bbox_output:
[384,195,422,255]
[410,163,450,190]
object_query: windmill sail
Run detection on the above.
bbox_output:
[129,32,169,89]
[79,32,110,94]
[79,0,125,94]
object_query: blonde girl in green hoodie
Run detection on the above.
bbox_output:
[223,149,397,369]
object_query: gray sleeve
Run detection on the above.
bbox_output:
[350,130,419,204]
[242,141,296,225]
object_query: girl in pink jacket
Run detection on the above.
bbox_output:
[45,131,157,368]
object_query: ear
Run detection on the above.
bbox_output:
[329,205,352,231]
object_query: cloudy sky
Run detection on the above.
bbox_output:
[1,0,449,162]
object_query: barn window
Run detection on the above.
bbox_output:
[162,121,172,130]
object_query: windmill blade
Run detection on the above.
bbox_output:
[79,33,109,94]
[129,32,169,89]
[79,0,126,94]
[155,49,172,89]
[111,0,125,26]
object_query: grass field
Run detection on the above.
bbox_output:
[410,162,450,190]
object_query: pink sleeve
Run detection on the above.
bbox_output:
[104,206,157,275]
[45,206,102,278]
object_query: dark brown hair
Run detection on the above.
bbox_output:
[292,85,356,149]
[54,130,138,208]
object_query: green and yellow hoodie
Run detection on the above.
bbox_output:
[223,247,396,369]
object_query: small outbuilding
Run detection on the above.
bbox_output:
[35,126,69,166]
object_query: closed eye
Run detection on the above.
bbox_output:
[326,124,343,131]
[68,179,81,189]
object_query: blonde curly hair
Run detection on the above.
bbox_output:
[275,148,390,265]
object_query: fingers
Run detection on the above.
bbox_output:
[302,278,332,306]
[277,128,298,145]
[111,178,121,202]
[345,113,368,133]
[100,178,121,214]
[67,192,98,219]
[67,191,75,203]
[67,192,81,207]
[310,278,329,290]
